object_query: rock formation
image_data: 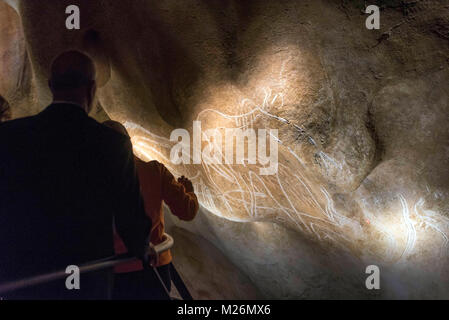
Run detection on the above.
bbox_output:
[1,0,448,298]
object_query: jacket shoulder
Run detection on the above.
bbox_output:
[0,116,38,144]
[146,160,167,172]
[0,115,36,131]
[85,117,131,146]
[135,159,167,178]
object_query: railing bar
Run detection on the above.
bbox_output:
[0,233,175,295]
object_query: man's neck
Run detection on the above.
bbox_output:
[52,100,87,113]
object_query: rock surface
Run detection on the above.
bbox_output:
[1,0,449,298]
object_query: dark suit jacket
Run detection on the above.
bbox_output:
[0,103,151,299]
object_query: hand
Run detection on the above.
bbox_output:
[146,243,159,267]
[178,175,194,193]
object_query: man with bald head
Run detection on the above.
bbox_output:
[0,51,151,299]
[48,50,97,114]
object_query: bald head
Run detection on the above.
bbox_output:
[103,120,130,137]
[49,51,97,113]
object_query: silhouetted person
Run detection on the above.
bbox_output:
[103,121,198,299]
[0,51,151,300]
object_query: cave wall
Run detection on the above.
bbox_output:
[1,0,449,299]
[0,0,33,119]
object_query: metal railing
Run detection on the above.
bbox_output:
[0,233,175,296]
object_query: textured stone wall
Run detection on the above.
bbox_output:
[1,0,449,298]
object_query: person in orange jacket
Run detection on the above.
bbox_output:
[103,120,199,299]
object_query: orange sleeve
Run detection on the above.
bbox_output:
[160,164,199,221]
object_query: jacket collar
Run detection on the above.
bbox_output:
[42,102,88,117]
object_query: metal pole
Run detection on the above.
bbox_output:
[0,233,174,295]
